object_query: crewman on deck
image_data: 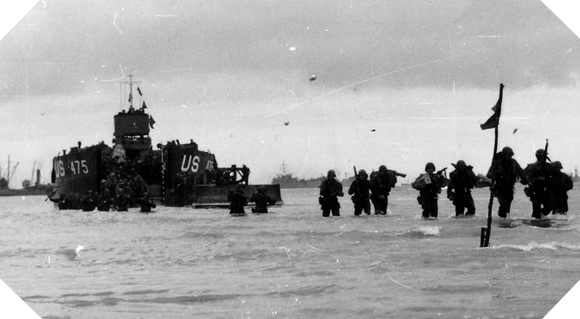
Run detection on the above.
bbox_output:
[447,160,479,217]
[547,161,573,215]
[240,165,250,185]
[370,165,396,215]
[487,147,529,218]
[319,170,344,217]
[348,169,376,216]
[524,149,552,219]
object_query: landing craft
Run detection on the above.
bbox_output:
[49,76,282,208]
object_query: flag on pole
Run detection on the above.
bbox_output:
[480,84,504,130]
[149,116,156,129]
[142,101,147,109]
[128,92,133,103]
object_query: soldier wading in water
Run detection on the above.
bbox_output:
[319,170,344,217]
[370,165,397,215]
[447,160,478,217]
[348,169,377,216]
[412,162,446,219]
[486,146,529,218]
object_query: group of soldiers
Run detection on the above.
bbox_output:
[227,185,276,215]
[488,146,573,219]
[49,165,157,213]
[319,165,404,217]
[317,146,573,220]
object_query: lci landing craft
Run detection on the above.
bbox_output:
[49,76,281,209]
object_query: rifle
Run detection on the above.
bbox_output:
[45,189,57,202]
[436,167,447,176]
[389,170,407,178]
[541,139,549,173]
[353,166,358,181]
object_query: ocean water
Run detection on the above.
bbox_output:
[1,185,579,319]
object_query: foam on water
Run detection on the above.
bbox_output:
[396,225,441,238]
[492,241,580,251]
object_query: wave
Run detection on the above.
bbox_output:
[396,226,441,238]
[492,241,580,251]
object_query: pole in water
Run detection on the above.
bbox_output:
[480,227,488,247]
[480,83,504,248]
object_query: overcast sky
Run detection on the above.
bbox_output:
[1,0,580,186]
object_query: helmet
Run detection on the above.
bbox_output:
[535,149,545,156]
[358,169,368,177]
[502,147,514,156]
[553,161,563,169]
[327,170,336,178]
[455,160,466,168]
[425,162,435,171]
[379,165,388,172]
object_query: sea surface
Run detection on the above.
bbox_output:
[1,185,579,319]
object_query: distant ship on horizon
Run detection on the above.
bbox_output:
[271,162,359,189]
[271,162,323,189]
[0,158,54,197]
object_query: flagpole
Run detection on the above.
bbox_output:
[481,83,504,247]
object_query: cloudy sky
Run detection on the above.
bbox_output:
[1,0,580,186]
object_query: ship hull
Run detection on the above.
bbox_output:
[51,142,282,208]
[0,187,53,197]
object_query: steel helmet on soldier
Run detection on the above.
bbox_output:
[425,162,435,171]
[358,169,368,177]
[553,161,563,169]
[327,170,336,178]
[502,147,514,156]
[455,160,466,168]
[379,165,388,173]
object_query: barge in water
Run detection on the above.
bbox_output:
[49,76,281,208]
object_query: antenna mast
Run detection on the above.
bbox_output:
[120,72,141,111]
[281,162,287,175]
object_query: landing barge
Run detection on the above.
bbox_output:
[50,77,281,208]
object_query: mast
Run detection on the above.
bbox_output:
[129,73,134,110]
[281,161,287,175]
[31,161,35,186]
[120,72,140,111]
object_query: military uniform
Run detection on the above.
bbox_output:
[228,186,248,215]
[370,165,396,215]
[250,187,273,214]
[524,149,552,219]
[319,170,344,217]
[548,161,573,215]
[348,170,376,216]
[413,162,445,219]
[487,147,529,218]
[138,193,157,213]
[447,160,478,216]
